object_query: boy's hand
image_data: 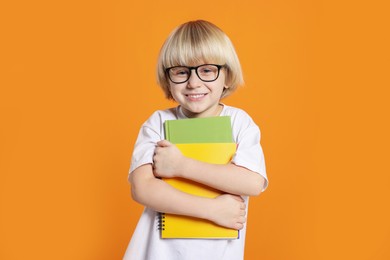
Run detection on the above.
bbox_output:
[207,194,247,230]
[153,140,185,178]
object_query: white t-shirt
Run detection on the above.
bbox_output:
[124,105,268,260]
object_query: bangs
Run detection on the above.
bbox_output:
[162,24,228,68]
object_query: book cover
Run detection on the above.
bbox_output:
[164,116,233,144]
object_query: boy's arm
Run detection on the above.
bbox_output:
[153,140,265,196]
[129,164,247,230]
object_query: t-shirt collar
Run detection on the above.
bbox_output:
[176,104,226,119]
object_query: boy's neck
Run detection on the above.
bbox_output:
[180,104,224,118]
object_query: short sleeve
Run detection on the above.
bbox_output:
[230,110,268,191]
[129,113,164,174]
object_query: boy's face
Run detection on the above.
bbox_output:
[168,63,227,118]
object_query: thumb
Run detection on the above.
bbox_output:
[157,140,172,147]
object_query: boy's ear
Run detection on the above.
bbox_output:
[222,85,229,96]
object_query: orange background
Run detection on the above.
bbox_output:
[1,0,389,259]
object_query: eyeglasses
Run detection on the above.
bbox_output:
[165,64,225,84]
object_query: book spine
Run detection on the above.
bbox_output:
[164,121,170,141]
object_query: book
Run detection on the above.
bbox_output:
[164,116,233,143]
[160,116,239,239]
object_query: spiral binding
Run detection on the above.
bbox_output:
[157,212,165,231]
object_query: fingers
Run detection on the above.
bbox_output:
[233,195,246,210]
[236,206,246,230]
[157,140,171,147]
[154,140,172,157]
[235,216,247,230]
[153,143,166,160]
[235,223,244,230]
[234,209,247,230]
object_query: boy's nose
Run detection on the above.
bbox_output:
[187,70,202,88]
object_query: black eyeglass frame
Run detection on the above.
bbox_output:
[165,64,226,84]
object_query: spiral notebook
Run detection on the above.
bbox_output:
[159,116,239,239]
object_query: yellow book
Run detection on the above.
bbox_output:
[161,143,238,239]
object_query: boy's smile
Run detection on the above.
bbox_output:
[185,93,207,101]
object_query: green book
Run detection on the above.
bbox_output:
[164,116,233,143]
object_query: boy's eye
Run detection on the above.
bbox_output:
[200,68,212,73]
[171,68,189,76]
[199,66,216,74]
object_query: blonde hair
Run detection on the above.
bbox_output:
[157,20,244,100]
